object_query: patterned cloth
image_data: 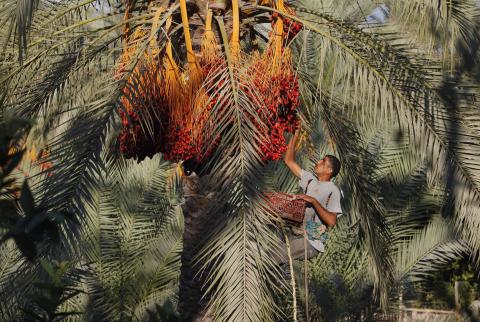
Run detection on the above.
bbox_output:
[305,220,329,243]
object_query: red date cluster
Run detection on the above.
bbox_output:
[117,17,300,165]
[161,59,223,163]
[163,124,196,161]
[248,59,300,161]
[117,53,221,163]
[260,73,300,161]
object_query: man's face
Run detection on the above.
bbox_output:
[314,156,332,178]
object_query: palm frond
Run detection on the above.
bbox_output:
[0,240,25,319]
[0,3,179,313]
[297,0,378,23]
[319,97,393,306]
[78,155,180,321]
[394,217,470,282]
[269,3,480,267]
[387,0,480,66]
[186,17,288,321]
[0,0,40,61]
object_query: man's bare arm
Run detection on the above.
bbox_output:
[294,194,337,227]
[284,129,302,178]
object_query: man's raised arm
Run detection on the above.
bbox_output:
[283,129,302,178]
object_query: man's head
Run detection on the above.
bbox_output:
[314,155,341,180]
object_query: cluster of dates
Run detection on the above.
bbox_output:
[117,13,301,165]
[161,57,224,163]
[117,57,221,164]
[118,61,300,164]
[251,68,300,161]
[118,95,211,164]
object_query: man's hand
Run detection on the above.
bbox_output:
[294,194,315,203]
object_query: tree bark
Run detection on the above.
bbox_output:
[178,173,214,321]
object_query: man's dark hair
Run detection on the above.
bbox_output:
[325,155,341,178]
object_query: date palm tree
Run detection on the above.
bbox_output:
[1,0,480,321]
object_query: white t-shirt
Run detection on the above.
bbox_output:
[299,169,342,252]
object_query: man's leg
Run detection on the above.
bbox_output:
[290,237,319,260]
[274,236,319,264]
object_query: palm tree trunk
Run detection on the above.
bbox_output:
[179,173,213,321]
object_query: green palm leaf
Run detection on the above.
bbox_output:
[188,17,288,321]
[66,155,181,321]
[394,217,469,283]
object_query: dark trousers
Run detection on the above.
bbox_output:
[275,235,319,264]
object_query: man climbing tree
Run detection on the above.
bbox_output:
[280,129,343,260]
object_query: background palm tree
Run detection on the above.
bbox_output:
[0,151,182,321]
[1,0,480,321]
